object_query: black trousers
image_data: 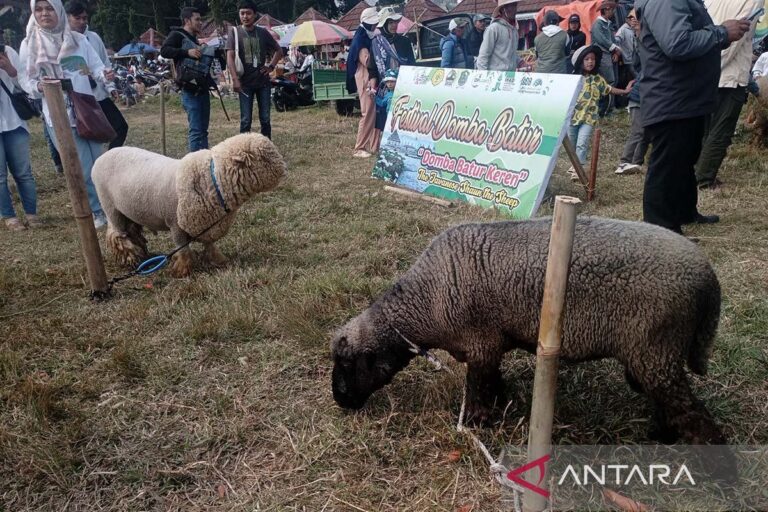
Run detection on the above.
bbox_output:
[643,116,706,233]
[99,98,129,149]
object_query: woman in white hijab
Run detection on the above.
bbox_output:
[19,0,112,229]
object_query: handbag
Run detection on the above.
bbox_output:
[232,26,244,77]
[69,90,116,143]
[0,78,40,120]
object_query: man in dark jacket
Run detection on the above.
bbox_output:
[466,14,491,59]
[635,0,750,234]
[161,7,216,152]
[441,18,469,69]
[565,13,587,73]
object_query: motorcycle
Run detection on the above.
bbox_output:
[271,69,315,112]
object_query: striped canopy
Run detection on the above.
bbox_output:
[288,20,353,46]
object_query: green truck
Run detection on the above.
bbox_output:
[312,67,358,116]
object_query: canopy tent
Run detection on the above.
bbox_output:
[273,24,298,48]
[293,7,333,25]
[139,28,165,48]
[256,14,286,28]
[116,42,158,56]
[287,20,353,47]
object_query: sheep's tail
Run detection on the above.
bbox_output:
[688,275,721,376]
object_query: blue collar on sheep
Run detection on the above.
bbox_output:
[210,158,230,213]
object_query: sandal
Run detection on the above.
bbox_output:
[4,217,27,231]
[26,214,43,228]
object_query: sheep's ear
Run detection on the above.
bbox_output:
[333,335,351,357]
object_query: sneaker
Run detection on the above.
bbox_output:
[353,150,372,158]
[25,214,43,228]
[55,165,63,175]
[614,163,642,175]
[93,212,108,230]
[4,217,27,231]
[567,166,580,182]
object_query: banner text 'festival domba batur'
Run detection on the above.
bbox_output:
[373,66,582,218]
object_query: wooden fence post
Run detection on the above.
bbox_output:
[42,81,109,300]
[522,196,580,512]
[588,129,601,202]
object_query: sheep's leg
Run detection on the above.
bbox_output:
[105,211,148,268]
[643,369,737,483]
[168,227,195,278]
[202,243,228,267]
[465,359,504,425]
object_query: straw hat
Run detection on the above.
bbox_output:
[360,7,379,25]
[493,0,522,18]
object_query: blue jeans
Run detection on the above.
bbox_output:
[0,127,37,218]
[239,86,272,139]
[42,119,62,171]
[181,90,211,152]
[568,123,594,165]
[48,125,104,216]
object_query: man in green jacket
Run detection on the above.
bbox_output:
[534,10,569,74]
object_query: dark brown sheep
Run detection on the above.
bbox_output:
[331,217,726,447]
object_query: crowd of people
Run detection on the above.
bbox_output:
[1,0,766,240]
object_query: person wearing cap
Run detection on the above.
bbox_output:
[567,45,633,178]
[591,1,621,87]
[441,18,470,68]
[375,11,415,67]
[375,69,398,132]
[467,14,491,59]
[566,14,587,63]
[534,10,569,74]
[477,0,521,71]
[347,7,381,158]
[694,0,760,192]
[635,0,751,234]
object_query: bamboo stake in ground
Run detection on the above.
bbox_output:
[42,81,109,300]
[562,137,589,189]
[160,81,167,156]
[588,129,601,202]
[522,196,580,512]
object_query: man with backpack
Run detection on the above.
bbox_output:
[226,0,282,139]
[162,7,220,152]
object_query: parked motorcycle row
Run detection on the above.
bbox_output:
[271,68,316,112]
[111,60,172,107]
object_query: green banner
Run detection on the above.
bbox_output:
[372,66,582,218]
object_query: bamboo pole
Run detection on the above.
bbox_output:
[42,81,109,300]
[561,137,589,190]
[588,129,601,202]
[522,196,580,512]
[160,81,167,156]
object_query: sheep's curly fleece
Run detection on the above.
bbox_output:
[332,217,726,448]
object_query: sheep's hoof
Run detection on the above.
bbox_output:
[169,251,194,278]
[203,245,229,267]
[107,228,148,268]
[465,402,494,426]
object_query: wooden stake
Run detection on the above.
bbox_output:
[384,185,453,207]
[160,81,167,156]
[561,137,589,190]
[522,196,580,512]
[588,129,601,202]
[42,81,109,300]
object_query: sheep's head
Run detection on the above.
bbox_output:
[214,133,287,200]
[331,310,414,410]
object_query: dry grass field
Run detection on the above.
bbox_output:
[1,95,767,511]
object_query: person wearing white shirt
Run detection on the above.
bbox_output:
[19,0,113,229]
[299,48,315,74]
[0,44,39,231]
[66,0,129,148]
[752,51,768,78]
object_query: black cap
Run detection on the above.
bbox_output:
[544,10,565,25]
[569,14,581,23]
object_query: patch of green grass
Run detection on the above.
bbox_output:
[0,95,766,510]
